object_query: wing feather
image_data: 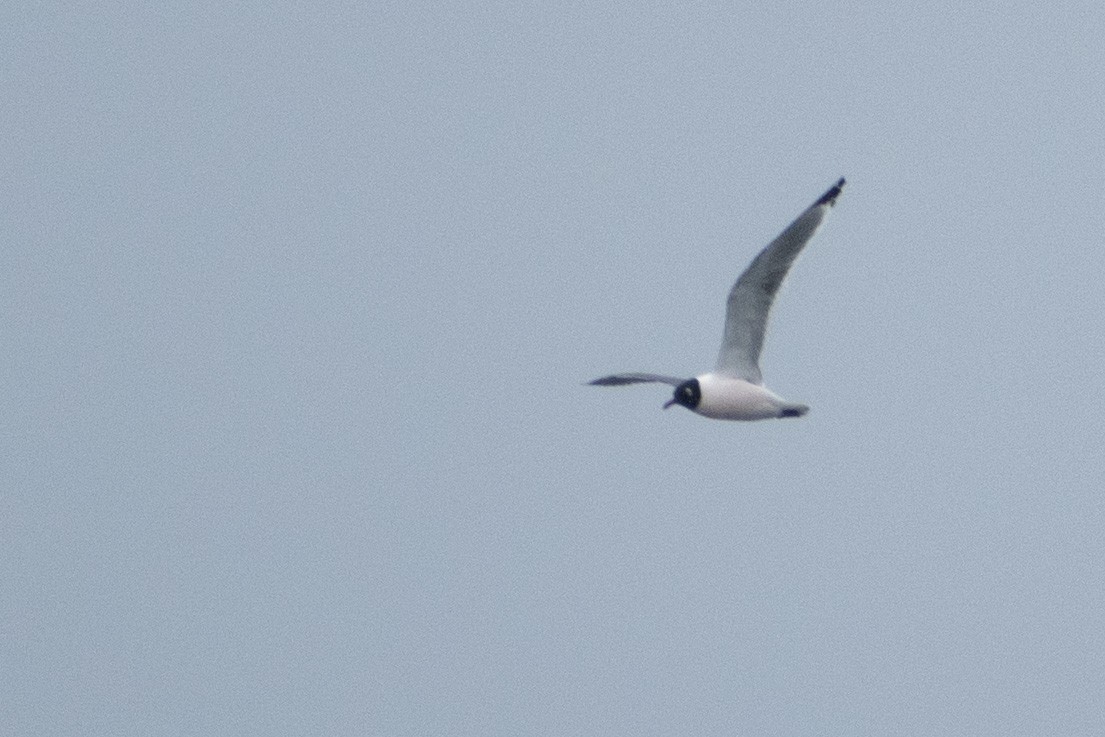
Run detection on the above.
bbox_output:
[715,178,844,383]
[587,373,685,387]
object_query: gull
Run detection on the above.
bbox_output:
[589,178,845,421]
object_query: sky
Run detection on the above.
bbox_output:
[4,1,1105,735]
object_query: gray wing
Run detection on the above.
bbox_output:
[715,178,845,384]
[588,372,685,387]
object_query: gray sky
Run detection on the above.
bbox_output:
[5,2,1105,735]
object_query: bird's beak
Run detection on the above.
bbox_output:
[663,399,676,410]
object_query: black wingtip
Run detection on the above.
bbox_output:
[814,177,846,208]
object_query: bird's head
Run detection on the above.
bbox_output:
[663,378,701,411]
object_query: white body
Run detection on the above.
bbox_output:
[692,373,805,421]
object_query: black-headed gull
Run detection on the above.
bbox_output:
[589,178,845,421]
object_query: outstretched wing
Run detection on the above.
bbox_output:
[715,178,845,384]
[587,372,685,387]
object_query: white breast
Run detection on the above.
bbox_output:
[693,373,789,421]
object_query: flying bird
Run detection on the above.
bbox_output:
[589,178,845,421]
